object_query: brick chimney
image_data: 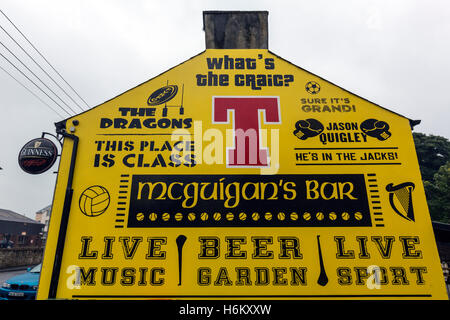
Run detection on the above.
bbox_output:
[203,11,269,49]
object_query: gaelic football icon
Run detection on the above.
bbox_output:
[79,185,110,217]
[305,81,320,94]
[293,119,324,140]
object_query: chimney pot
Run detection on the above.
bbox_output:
[203,11,269,49]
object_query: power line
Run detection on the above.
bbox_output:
[0,23,86,113]
[0,39,78,115]
[0,64,65,118]
[0,50,72,117]
[0,9,90,109]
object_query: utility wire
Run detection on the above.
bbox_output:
[0,40,78,115]
[0,51,72,117]
[0,64,64,118]
[0,9,90,109]
[0,23,85,113]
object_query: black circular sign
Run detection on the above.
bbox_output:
[18,138,58,174]
[147,85,178,106]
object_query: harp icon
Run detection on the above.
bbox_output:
[386,182,415,222]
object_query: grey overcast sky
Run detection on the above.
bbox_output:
[1,0,449,219]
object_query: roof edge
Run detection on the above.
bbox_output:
[56,48,421,132]
[268,50,420,129]
[55,50,207,130]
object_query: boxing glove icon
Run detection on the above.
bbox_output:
[360,119,392,140]
[293,119,324,140]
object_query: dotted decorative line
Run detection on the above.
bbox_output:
[136,211,365,222]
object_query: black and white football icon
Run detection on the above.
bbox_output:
[305,81,321,94]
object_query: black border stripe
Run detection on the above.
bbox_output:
[294,147,399,150]
[97,133,191,136]
[296,163,401,166]
[72,294,432,299]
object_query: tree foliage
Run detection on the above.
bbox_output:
[413,132,450,222]
[424,162,450,223]
[413,132,450,181]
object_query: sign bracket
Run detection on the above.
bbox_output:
[41,131,64,149]
[48,129,79,299]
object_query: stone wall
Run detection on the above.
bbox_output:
[0,247,44,269]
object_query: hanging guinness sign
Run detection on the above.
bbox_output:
[18,138,58,174]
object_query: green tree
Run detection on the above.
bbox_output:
[424,162,450,223]
[413,132,450,181]
[413,133,450,222]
